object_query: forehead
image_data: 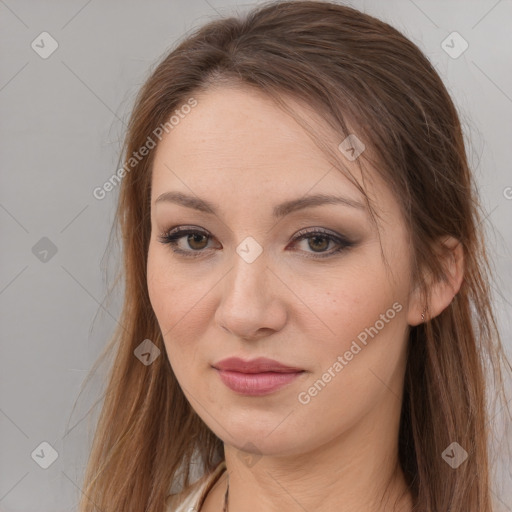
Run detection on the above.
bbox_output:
[150,86,397,224]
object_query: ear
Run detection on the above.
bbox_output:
[407,236,464,326]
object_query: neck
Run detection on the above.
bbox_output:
[216,405,413,511]
[221,448,412,512]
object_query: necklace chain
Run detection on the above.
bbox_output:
[222,476,229,512]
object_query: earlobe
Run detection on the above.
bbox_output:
[407,236,464,326]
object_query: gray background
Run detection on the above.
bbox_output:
[1,1,511,511]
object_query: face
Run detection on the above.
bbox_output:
[147,86,416,457]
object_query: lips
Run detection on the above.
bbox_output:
[212,357,306,396]
[212,356,304,374]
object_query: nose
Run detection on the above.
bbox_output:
[214,249,288,341]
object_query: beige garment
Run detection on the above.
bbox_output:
[166,460,227,512]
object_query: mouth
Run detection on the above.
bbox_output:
[213,368,305,396]
[212,357,306,396]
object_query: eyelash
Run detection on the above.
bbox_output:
[157,226,354,260]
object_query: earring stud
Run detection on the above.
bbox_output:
[421,306,427,322]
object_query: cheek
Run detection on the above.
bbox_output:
[147,246,203,329]
[147,249,188,358]
[291,256,403,351]
[290,256,409,400]
[147,246,216,377]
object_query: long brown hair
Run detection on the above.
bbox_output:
[77,1,511,510]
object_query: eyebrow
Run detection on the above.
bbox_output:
[155,191,366,217]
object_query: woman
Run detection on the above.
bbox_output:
[78,1,511,511]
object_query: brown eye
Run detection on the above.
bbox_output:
[307,235,330,252]
[291,228,354,259]
[158,227,217,258]
[187,233,209,250]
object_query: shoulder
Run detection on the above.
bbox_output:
[166,483,204,512]
[165,460,227,512]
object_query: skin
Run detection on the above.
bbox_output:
[147,85,464,511]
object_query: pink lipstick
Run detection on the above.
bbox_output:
[212,357,305,396]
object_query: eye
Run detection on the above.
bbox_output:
[157,226,354,259]
[289,227,353,258]
[157,226,218,258]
